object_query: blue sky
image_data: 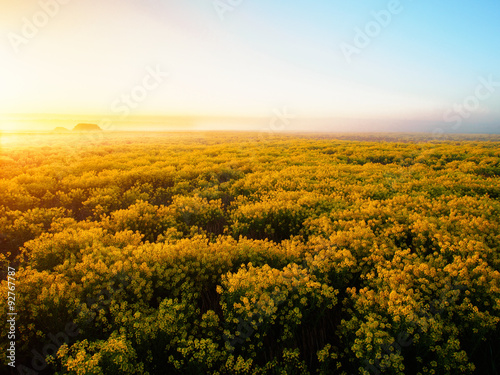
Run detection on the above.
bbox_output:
[0,0,499,132]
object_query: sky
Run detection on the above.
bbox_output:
[0,0,499,133]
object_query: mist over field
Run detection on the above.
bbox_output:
[1,1,500,134]
[1,115,499,135]
[1,0,500,374]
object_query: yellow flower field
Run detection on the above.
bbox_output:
[1,132,499,374]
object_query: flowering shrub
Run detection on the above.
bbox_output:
[219,263,337,361]
[1,133,499,374]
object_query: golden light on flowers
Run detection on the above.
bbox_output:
[0,133,499,374]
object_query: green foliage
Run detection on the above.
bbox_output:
[1,132,500,374]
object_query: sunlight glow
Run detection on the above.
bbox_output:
[1,1,499,132]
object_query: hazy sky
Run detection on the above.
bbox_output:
[1,0,499,132]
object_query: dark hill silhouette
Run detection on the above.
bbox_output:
[73,123,102,131]
[53,127,70,132]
